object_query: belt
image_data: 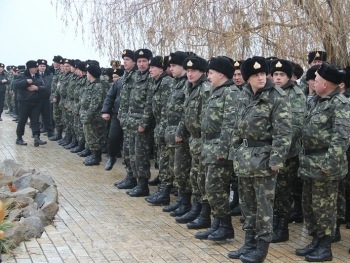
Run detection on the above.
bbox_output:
[203,133,220,140]
[302,148,328,155]
[130,109,144,114]
[242,139,272,147]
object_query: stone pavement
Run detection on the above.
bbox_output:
[0,113,349,263]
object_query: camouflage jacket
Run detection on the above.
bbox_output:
[163,74,188,147]
[80,79,107,124]
[149,72,173,144]
[50,69,62,101]
[201,79,241,164]
[231,79,292,177]
[65,74,79,111]
[176,74,211,138]
[72,75,87,115]
[56,72,73,109]
[127,70,153,131]
[118,66,138,129]
[280,80,307,158]
[298,88,350,180]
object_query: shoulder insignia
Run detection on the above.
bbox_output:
[292,85,304,95]
[274,86,286,96]
[337,93,349,104]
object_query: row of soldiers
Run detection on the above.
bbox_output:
[2,49,350,262]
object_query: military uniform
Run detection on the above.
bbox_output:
[0,63,9,120]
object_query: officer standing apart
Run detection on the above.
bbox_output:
[228,57,292,263]
[296,62,350,262]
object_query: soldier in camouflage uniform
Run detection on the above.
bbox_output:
[143,56,173,204]
[174,56,211,229]
[115,49,138,189]
[49,56,64,141]
[124,49,154,197]
[269,59,307,243]
[227,57,292,262]
[5,66,14,116]
[198,56,240,241]
[0,63,9,121]
[80,63,108,166]
[296,62,350,262]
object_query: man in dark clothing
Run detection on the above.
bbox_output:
[14,60,48,147]
[0,63,9,121]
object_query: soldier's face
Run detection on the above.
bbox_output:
[149,66,163,79]
[38,64,46,72]
[170,64,184,78]
[137,58,149,73]
[29,67,38,74]
[233,69,244,86]
[53,62,60,69]
[310,60,323,67]
[123,57,135,71]
[187,69,203,84]
[272,71,289,87]
[70,66,76,73]
[307,79,315,92]
[207,69,223,88]
[60,64,65,72]
[64,63,70,72]
[75,69,82,77]
[0,67,3,73]
[314,75,327,96]
[248,72,266,90]
[113,75,120,82]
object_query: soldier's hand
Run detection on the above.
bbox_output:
[175,136,183,142]
[27,85,38,91]
[52,98,57,103]
[1,79,7,83]
[138,126,145,133]
[270,166,279,171]
[102,113,110,121]
[27,79,33,84]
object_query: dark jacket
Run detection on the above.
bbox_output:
[0,71,8,93]
[14,70,46,102]
[101,77,123,116]
[38,69,53,98]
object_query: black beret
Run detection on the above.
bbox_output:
[122,49,135,61]
[73,59,81,68]
[186,51,197,56]
[316,62,345,85]
[163,55,170,68]
[149,56,166,70]
[86,63,101,79]
[208,56,234,79]
[13,66,18,72]
[26,60,38,69]
[306,65,319,81]
[18,65,26,71]
[53,55,63,63]
[265,56,278,61]
[103,68,114,78]
[77,62,87,71]
[270,59,293,79]
[86,60,100,67]
[134,49,153,61]
[168,51,189,66]
[292,62,304,79]
[233,60,244,70]
[308,51,327,64]
[63,58,70,64]
[240,56,269,81]
[113,66,125,77]
[68,59,76,67]
[0,63,5,68]
[183,56,207,72]
[37,59,48,66]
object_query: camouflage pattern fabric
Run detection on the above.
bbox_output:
[73,76,87,142]
[51,70,64,129]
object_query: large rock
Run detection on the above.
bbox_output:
[13,173,33,190]
[30,173,56,192]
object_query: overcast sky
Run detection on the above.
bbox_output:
[0,0,109,68]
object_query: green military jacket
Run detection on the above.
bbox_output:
[80,79,107,124]
[201,79,240,164]
[176,74,211,138]
[66,74,79,112]
[72,75,87,115]
[298,88,350,180]
[56,72,73,110]
[50,68,61,101]
[231,79,292,177]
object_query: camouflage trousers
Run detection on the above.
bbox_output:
[129,130,151,179]
[73,114,84,142]
[189,136,206,201]
[302,178,338,238]
[238,174,277,242]
[205,164,233,218]
[122,129,133,175]
[168,144,191,193]
[5,88,13,112]
[52,102,63,128]
[274,156,299,217]
[83,121,107,151]
[64,110,74,136]
[157,143,171,184]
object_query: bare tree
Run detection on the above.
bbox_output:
[54,0,350,66]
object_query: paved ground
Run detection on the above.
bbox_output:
[1,113,349,263]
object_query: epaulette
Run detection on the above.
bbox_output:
[274,86,286,96]
[292,85,304,95]
[336,93,349,104]
[203,81,211,92]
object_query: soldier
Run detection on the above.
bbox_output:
[296,62,350,262]
[125,48,153,197]
[269,59,306,243]
[304,65,319,102]
[14,60,48,147]
[227,56,292,262]
[143,56,173,203]
[0,63,9,121]
[232,60,246,90]
[115,49,138,189]
[80,62,108,165]
[198,56,240,241]
[174,56,211,230]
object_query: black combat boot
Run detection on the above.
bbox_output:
[57,134,68,145]
[59,134,72,146]
[128,177,149,197]
[332,219,341,242]
[49,127,63,141]
[33,134,47,147]
[70,140,85,153]
[175,196,201,224]
[64,137,78,149]
[207,215,234,241]
[271,216,289,243]
[116,172,137,189]
[194,217,220,240]
[187,201,211,229]
[296,235,320,256]
[84,150,101,166]
[162,194,182,212]
[104,156,117,171]
[148,175,160,186]
[272,213,280,233]
[145,183,171,205]
[170,193,192,217]
[230,190,241,216]
[16,137,27,146]
[305,235,333,262]
[240,239,269,263]
[289,195,303,223]
[228,231,256,259]
[77,146,91,157]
